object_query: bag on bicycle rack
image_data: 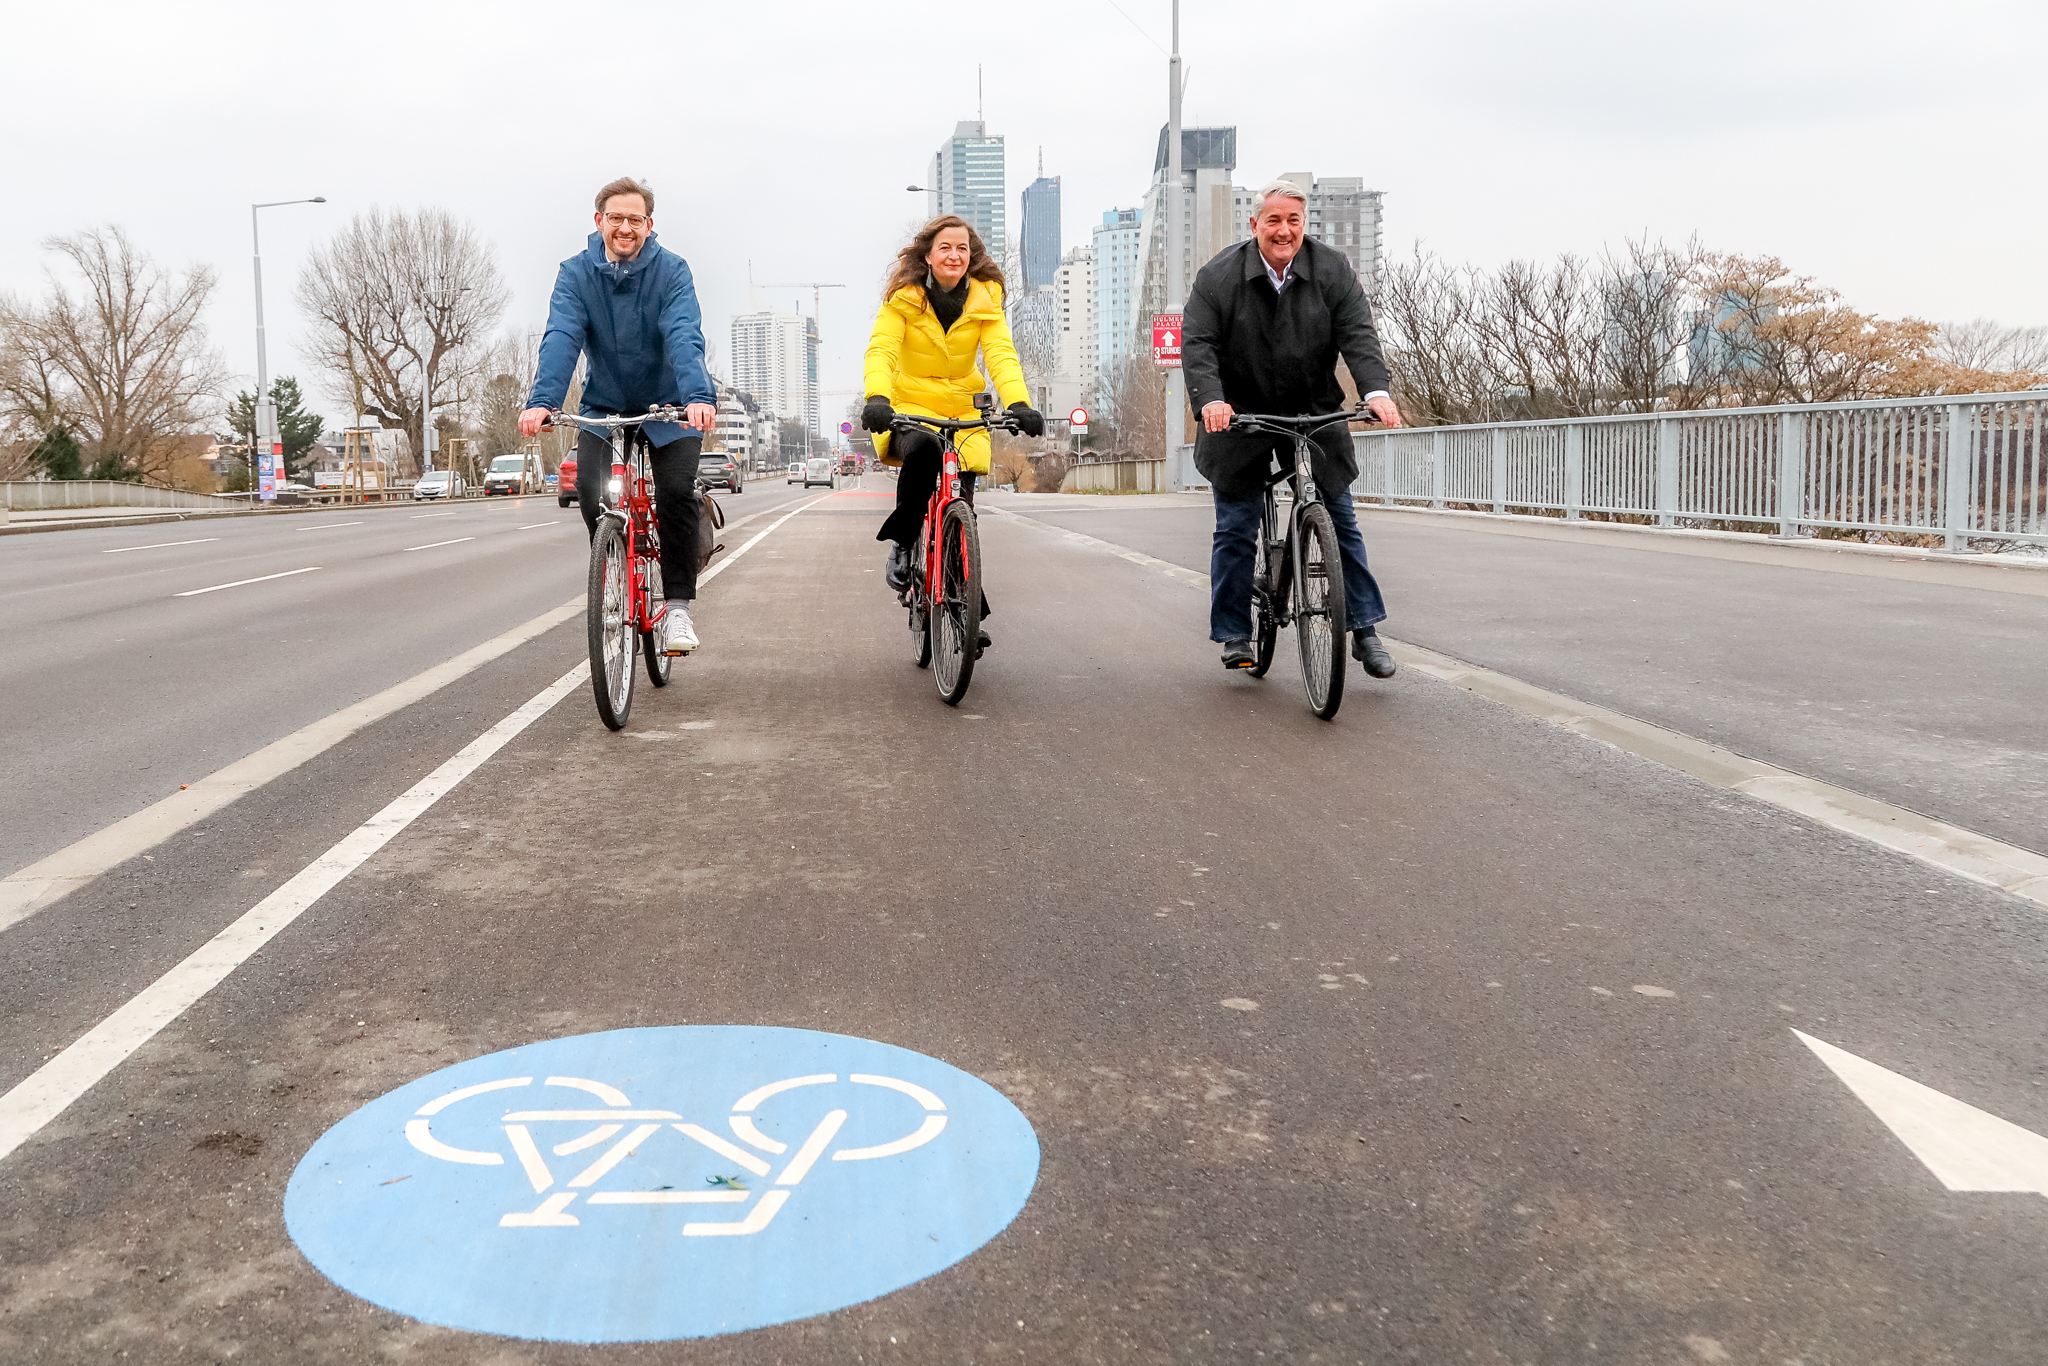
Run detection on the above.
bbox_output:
[697,483,725,571]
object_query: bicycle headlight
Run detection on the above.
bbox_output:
[608,477,623,499]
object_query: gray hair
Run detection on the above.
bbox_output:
[1250,179,1309,217]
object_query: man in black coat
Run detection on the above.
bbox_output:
[1182,179,1404,676]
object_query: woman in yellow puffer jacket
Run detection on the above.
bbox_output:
[861,215,1044,613]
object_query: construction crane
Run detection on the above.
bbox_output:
[749,269,845,327]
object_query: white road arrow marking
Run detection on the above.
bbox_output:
[1795,1030,2048,1197]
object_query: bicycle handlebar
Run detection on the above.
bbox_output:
[542,405,696,431]
[888,413,1021,437]
[1227,406,1382,438]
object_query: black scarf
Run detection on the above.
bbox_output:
[925,272,970,333]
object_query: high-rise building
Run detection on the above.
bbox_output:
[1230,173,1385,298]
[1020,169,1061,291]
[928,120,1006,255]
[1051,246,1095,423]
[730,309,818,438]
[1135,126,1241,335]
[1090,208,1143,404]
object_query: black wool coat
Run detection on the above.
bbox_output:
[1182,237,1393,498]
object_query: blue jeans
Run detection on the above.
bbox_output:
[1210,479,1387,642]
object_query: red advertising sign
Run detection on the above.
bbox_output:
[1151,313,1183,369]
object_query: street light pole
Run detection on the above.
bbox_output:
[1163,0,1186,490]
[250,196,326,496]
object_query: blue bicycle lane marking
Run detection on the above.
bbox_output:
[284,1025,1040,1342]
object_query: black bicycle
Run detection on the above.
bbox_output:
[891,393,1018,705]
[1231,407,1378,720]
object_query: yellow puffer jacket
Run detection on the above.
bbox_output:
[862,277,1030,475]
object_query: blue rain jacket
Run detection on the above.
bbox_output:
[528,231,714,447]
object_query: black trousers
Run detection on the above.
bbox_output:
[577,428,701,600]
[878,427,988,620]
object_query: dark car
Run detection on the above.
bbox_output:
[698,453,742,493]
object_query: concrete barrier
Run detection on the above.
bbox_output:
[1,481,241,511]
[1061,459,1166,494]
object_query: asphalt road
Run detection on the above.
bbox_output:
[996,493,2048,857]
[3,481,2045,1363]
[0,483,810,880]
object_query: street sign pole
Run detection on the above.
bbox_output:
[1163,0,1185,492]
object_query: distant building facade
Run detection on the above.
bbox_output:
[1090,207,1144,393]
[928,120,1006,257]
[1020,173,1061,291]
[731,309,819,438]
[1230,172,1385,299]
[1051,246,1095,422]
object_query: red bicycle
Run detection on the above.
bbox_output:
[892,393,1017,705]
[547,408,692,730]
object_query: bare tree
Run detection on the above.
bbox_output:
[295,207,508,472]
[1935,319,2048,374]
[0,227,224,485]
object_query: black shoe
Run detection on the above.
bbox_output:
[976,628,991,657]
[1352,629,1396,678]
[1220,637,1256,669]
[884,542,911,592]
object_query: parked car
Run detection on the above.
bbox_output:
[802,457,834,489]
[414,470,465,500]
[557,453,577,507]
[483,453,541,496]
[786,462,803,483]
[698,452,742,493]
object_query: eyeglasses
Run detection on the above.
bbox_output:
[602,213,650,229]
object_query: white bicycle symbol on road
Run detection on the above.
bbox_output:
[403,1072,948,1235]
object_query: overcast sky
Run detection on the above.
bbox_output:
[6,0,2042,432]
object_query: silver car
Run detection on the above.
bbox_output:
[802,457,834,489]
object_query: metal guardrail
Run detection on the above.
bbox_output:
[1,481,242,512]
[1351,391,2048,549]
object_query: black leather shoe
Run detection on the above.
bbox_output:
[1220,637,1256,669]
[884,542,911,592]
[976,628,992,657]
[1352,630,1396,678]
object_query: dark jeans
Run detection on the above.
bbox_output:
[1210,476,1387,642]
[577,428,701,601]
[879,427,988,619]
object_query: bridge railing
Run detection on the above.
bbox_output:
[1351,391,2048,549]
[1,481,244,512]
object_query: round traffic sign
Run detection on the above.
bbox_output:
[1068,407,1088,427]
[839,421,853,434]
[285,1026,1039,1341]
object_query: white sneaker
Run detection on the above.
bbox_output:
[662,603,699,655]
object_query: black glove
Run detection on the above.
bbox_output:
[861,396,895,434]
[1007,402,1045,437]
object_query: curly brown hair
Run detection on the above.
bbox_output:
[881,215,1006,305]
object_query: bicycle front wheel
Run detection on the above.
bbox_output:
[1293,503,1348,719]
[587,517,636,730]
[930,500,982,705]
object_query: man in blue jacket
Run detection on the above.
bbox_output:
[520,176,717,654]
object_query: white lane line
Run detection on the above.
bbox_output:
[296,521,364,532]
[994,505,2048,911]
[0,662,590,1167]
[517,522,564,530]
[697,495,828,588]
[411,511,456,519]
[404,537,476,552]
[173,566,320,597]
[0,494,825,1162]
[103,538,220,554]
[0,595,583,933]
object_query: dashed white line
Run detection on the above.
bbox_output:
[518,522,564,530]
[173,566,320,597]
[296,520,364,531]
[404,537,475,552]
[103,538,219,554]
[411,511,457,519]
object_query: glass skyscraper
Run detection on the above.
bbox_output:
[1020,174,1060,291]
[928,121,1006,257]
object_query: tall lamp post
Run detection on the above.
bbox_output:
[251,196,327,499]
[1163,0,1186,491]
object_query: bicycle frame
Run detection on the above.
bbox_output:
[551,410,679,635]
[889,405,1017,616]
[1234,410,1361,627]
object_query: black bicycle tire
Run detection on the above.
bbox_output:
[1294,503,1348,719]
[642,626,672,687]
[587,517,635,730]
[931,500,982,705]
[1249,524,1280,677]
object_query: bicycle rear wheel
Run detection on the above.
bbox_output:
[587,517,635,730]
[1248,522,1281,677]
[930,500,982,705]
[1293,503,1348,719]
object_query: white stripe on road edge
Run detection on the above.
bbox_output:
[296,521,363,531]
[103,538,219,553]
[992,505,2048,911]
[0,663,590,1167]
[404,537,476,552]
[173,566,320,596]
[0,492,824,1163]
[0,595,583,934]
